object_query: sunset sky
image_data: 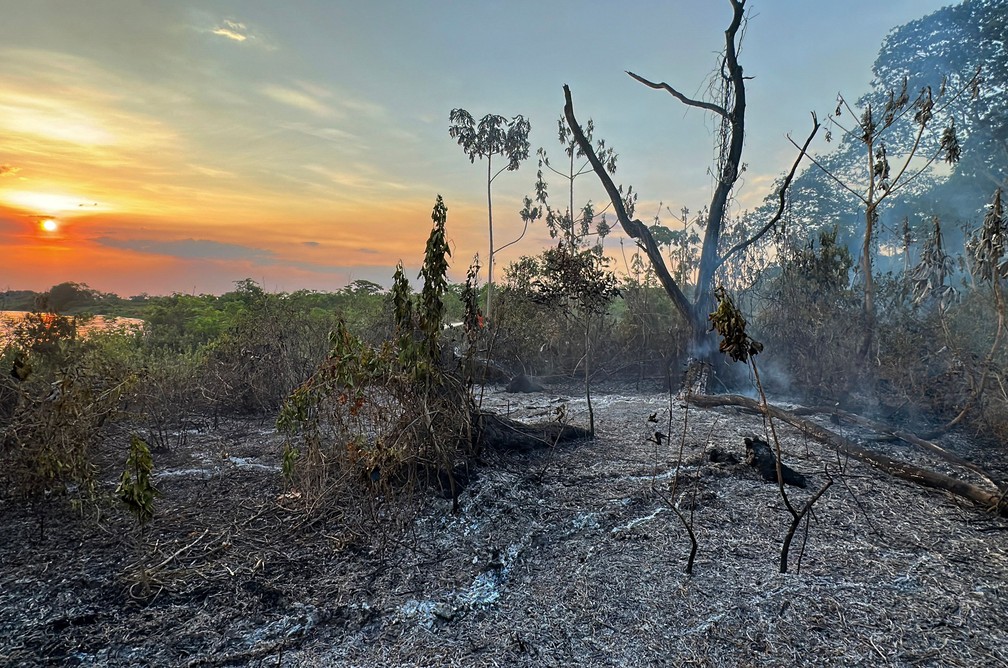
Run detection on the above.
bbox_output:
[1,0,953,296]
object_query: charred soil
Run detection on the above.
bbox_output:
[2,384,1008,667]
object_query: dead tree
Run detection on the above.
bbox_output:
[562,0,819,374]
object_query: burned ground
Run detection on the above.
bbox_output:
[2,384,1007,667]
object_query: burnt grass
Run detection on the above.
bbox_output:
[2,383,1008,667]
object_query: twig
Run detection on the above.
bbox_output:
[147,528,211,575]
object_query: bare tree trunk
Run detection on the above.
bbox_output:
[691,0,747,362]
[562,0,817,388]
[585,314,594,437]
[486,156,495,322]
[859,128,878,370]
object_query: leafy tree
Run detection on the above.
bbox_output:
[755,0,1004,253]
[870,0,1006,197]
[527,116,618,253]
[116,435,159,527]
[449,109,531,322]
[802,59,977,370]
[529,244,619,436]
[47,281,98,313]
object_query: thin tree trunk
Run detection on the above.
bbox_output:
[569,151,576,250]
[486,155,495,322]
[585,314,594,437]
[860,190,877,370]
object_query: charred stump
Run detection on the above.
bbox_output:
[744,436,807,488]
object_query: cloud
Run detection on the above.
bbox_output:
[0,90,116,146]
[302,241,320,247]
[0,164,19,176]
[95,236,277,262]
[261,85,334,117]
[0,49,179,154]
[188,164,236,179]
[211,20,249,42]
[303,164,410,193]
[279,121,357,145]
[337,96,386,117]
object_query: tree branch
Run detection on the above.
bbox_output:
[626,71,730,119]
[563,84,693,320]
[787,134,867,204]
[875,119,928,208]
[717,112,821,269]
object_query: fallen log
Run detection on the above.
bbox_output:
[476,410,591,453]
[794,405,1001,490]
[689,394,1008,517]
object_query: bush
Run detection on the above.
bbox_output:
[277,196,476,530]
[203,289,338,416]
[1,317,135,503]
[753,227,861,401]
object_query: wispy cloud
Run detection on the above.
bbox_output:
[261,84,334,117]
[212,20,249,42]
[302,240,320,247]
[0,164,19,176]
[188,164,236,179]
[278,121,358,145]
[95,237,277,262]
[338,97,386,117]
[2,190,102,215]
[0,49,179,152]
[0,90,115,146]
[303,164,410,192]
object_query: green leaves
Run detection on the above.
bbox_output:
[530,243,619,316]
[419,195,451,353]
[448,109,531,169]
[116,434,159,527]
[709,286,762,364]
[531,115,620,250]
[276,196,475,515]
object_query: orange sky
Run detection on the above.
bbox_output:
[1,1,952,296]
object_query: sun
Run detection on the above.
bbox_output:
[41,219,59,232]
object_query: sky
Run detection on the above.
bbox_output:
[0,0,956,297]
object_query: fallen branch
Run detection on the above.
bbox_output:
[796,405,1001,490]
[689,394,1008,516]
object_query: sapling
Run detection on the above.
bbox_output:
[709,286,833,573]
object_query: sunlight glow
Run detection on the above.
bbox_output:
[3,190,96,214]
[40,218,58,232]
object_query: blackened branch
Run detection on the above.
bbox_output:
[626,71,730,119]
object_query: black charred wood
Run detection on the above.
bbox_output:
[506,373,545,394]
[745,436,807,488]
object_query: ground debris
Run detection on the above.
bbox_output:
[1,385,1007,666]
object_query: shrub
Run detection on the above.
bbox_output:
[753,227,860,401]
[1,317,135,504]
[277,196,476,529]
